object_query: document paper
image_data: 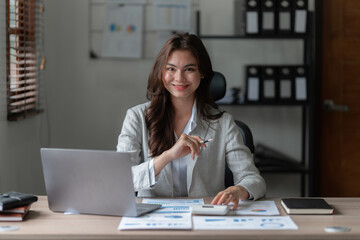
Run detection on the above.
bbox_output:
[118,198,203,230]
[193,216,298,230]
[233,200,280,216]
[142,198,204,205]
[118,211,192,230]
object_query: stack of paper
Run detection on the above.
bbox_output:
[118,199,299,231]
[118,198,204,230]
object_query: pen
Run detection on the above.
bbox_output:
[200,138,213,144]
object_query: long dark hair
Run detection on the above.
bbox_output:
[145,32,223,157]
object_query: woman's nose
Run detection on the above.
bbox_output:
[175,70,185,81]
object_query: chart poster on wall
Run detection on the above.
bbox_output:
[153,0,191,31]
[102,0,146,58]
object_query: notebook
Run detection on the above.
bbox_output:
[281,198,334,215]
[41,148,161,217]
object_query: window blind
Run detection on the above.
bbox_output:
[6,0,45,121]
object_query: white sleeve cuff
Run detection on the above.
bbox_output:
[239,185,254,200]
[248,192,254,200]
[148,159,159,188]
[245,188,254,200]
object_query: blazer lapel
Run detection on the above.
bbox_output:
[186,117,211,193]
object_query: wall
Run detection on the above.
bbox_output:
[0,0,314,196]
[0,1,45,194]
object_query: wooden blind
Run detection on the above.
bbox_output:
[6,0,45,121]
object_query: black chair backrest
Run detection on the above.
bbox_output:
[209,71,256,188]
[235,120,255,154]
[209,71,255,153]
[209,72,227,101]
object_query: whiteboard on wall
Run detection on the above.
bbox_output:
[101,0,145,58]
[89,0,197,60]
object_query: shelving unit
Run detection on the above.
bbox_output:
[196,11,316,197]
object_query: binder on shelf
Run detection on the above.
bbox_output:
[278,0,293,35]
[245,65,261,102]
[261,66,278,102]
[245,0,260,35]
[278,66,294,102]
[294,66,307,101]
[261,0,277,35]
[293,0,308,34]
[234,0,246,36]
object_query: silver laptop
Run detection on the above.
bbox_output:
[40,148,161,217]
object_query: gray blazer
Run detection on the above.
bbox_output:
[117,103,266,200]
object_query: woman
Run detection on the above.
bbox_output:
[117,32,265,209]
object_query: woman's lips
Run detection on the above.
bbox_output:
[173,84,189,90]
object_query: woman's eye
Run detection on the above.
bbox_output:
[185,68,195,71]
[166,67,175,71]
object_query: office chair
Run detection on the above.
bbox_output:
[210,72,255,188]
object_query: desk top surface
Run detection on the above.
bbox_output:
[1,196,360,240]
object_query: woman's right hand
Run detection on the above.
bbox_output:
[167,133,205,160]
[153,133,205,176]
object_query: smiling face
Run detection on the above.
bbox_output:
[162,50,203,103]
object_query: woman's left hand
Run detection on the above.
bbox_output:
[211,185,250,210]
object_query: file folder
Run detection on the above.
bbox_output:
[293,0,308,34]
[234,0,246,36]
[294,66,307,101]
[261,0,277,35]
[245,0,260,35]
[278,66,294,102]
[278,0,292,35]
[261,66,278,102]
[246,66,261,102]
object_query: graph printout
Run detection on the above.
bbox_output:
[118,198,200,230]
[193,216,298,230]
[118,212,192,230]
[142,198,204,205]
[233,200,280,216]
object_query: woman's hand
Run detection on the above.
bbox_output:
[211,185,250,210]
[153,133,205,176]
[167,133,205,160]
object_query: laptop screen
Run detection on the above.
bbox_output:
[41,148,138,216]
